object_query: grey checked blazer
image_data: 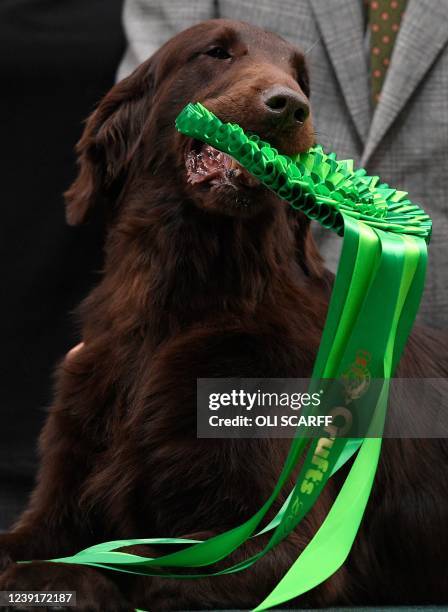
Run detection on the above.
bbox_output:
[118,0,448,328]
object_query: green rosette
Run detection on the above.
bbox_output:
[175,102,431,241]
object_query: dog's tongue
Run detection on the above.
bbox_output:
[186,143,259,187]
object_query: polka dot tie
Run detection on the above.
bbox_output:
[367,0,408,105]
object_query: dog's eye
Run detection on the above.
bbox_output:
[205,47,232,60]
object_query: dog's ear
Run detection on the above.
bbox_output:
[65,57,155,226]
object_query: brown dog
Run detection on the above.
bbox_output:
[1,19,447,611]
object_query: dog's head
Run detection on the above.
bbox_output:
[65,19,323,278]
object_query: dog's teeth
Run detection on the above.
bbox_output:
[186,140,258,194]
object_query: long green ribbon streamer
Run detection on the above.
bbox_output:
[28,103,429,611]
[255,225,424,610]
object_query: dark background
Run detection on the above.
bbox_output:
[0,0,125,529]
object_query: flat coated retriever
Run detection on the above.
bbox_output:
[1,19,447,611]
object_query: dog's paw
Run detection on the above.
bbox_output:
[0,533,22,573]
[0,561,132,611]
[0,548,13,573]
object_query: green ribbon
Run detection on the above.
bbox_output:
[33,103,429,611]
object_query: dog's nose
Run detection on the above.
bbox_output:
[261,86,310,127]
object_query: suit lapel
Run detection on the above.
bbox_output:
[310,0,371,145]
[362,0,448,165]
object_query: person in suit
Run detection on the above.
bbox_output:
[117,0,448,329]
